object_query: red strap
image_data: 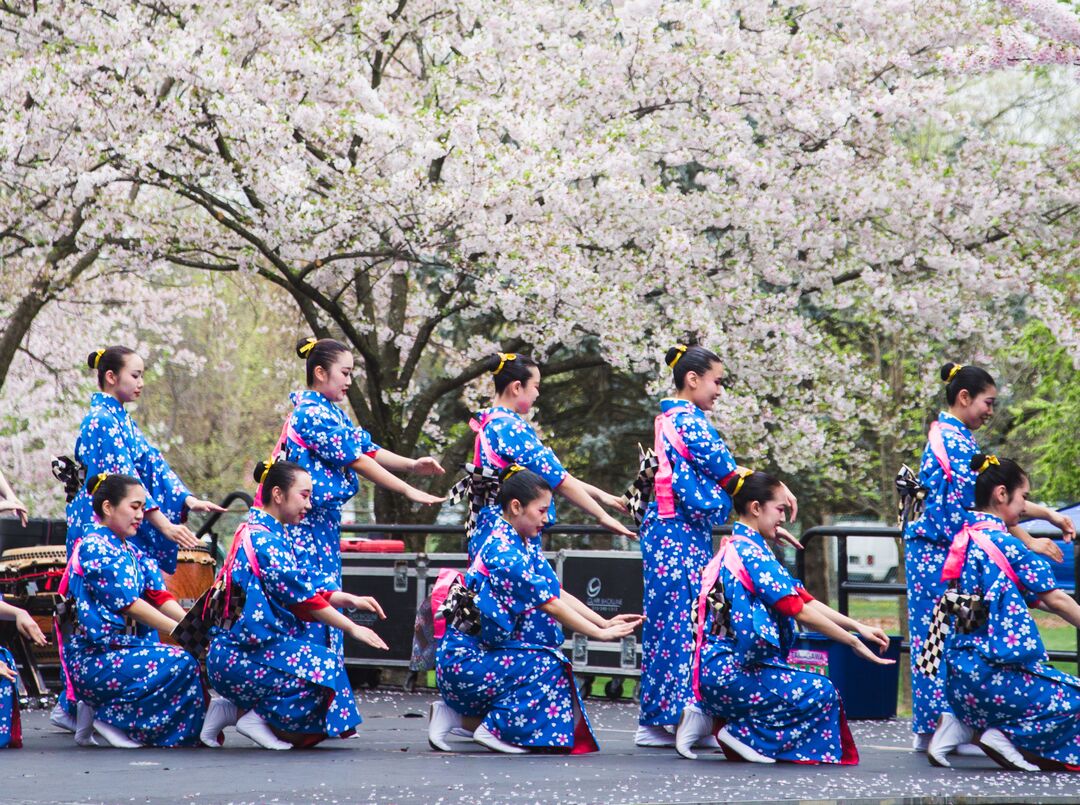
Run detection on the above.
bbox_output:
[470,411,514,469]
[927,420,962,484]
[943,520,1021,588]
[653,410,693,519]
[773,594,805,617]
[691,534,758,699]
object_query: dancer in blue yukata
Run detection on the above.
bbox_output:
[53,346,224,732]
[275,337,444,652]
[204,459,389,750]
[675,470,893,763]
[925,455,1080,771]
[0,595,48,748]
[636,343,799,748]
[62,473,206,748]
[904,362,1072,752]
[429,467,642,754]
[465,352,632,561]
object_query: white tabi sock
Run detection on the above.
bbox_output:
[200,697,239,748]
[976,728,1039,772]
[93,720,143,749]
[49,702,76,733]
[675,705,716,760]
[635,724,677,747]
[236,710,292,750]
[473,724,527,754]
[74,702,98,746]
[428,700,464,752]
[717,726,776,764]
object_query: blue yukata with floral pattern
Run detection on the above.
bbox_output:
[66,394,192,573]
[436,516,598,753]
[467,406,567,648]
[943,511,1080,767]
[282,390,379,652]
[696,522,857,764]
[638,398,737,727]
[0,596,20,748]
[207,509,362,738]
[64,526,204,746]
[903,412,980,734]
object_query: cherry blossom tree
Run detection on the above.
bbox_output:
[1,0,1077,527]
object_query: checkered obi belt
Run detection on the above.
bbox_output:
[914,587,988,677]
[446,463,503,538]
[915,519,1018,677]
[619,447,660,527]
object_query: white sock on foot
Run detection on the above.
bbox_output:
[200,698,239,748]
[976,728,1039,772]
[74,702,97,746]
[473,724,527,754]
[93,720,143,749]
[675,705,715,760]
[718,726,775,763]
[635,724,677,747]
[928,712,973,768]
[428,700,463,752]
[50,702,76,733]
[236,710,292,751]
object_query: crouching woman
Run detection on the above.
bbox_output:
[431,467,642,754]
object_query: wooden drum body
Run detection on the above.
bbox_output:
[159,546,215,646]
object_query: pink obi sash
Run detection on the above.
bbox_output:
[254,414,312,507]
[653,411,692,520]
[470,410,515,470]
[211,521,269,617]
[691,534,758,699]
[942,519,1021,589]
[927,420,963,483]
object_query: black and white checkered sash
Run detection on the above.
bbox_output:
[446,463,502,537]
[914,587,988,677]
[620,446,659,527]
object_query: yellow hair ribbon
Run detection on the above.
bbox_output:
[493,353,517,376]
[976,454,999,474]
[92,349,105,369]
[731,468,753,498]
[945,363,965,383]
[258,460,273,486]
[299,337,317,357]
[503,463,525,480]
[90,472,108,495]
[667,344,688,369]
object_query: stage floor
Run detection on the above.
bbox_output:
[8,690,1079,804]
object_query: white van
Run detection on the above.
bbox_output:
[839,521,900,584]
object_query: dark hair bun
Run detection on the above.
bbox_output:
[940,362,958,382]
[253,459,274,484]
[969,453,987,473]
[664,346,684,367]
[295,337,317,359]
[86,350,102,370]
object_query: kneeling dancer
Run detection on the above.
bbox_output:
[925,455,1080,771]
[431,466,642,754]
[205,459,388,749]
[62,473,205,747]
[677,470,893,763]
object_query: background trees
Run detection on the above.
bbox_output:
[0,0,1076,537]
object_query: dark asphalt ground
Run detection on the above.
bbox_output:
[5,690,1080,804]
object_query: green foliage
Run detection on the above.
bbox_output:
[1003,321,1080,504]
